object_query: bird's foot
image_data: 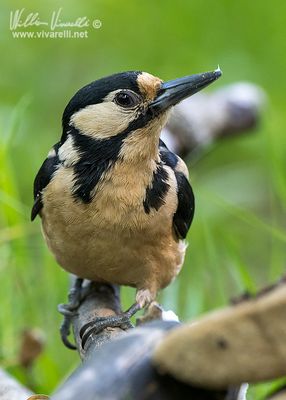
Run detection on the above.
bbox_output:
[136,288,154,308]
[80,302,141,349]
[58,277,85,350]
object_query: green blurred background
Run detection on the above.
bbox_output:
[1,0,286,398]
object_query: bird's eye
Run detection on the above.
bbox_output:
[114,91,140,108]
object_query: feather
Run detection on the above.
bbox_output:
[159,140,195,239]
[31,143,60,221]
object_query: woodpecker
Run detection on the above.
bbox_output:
[32,68,222,348]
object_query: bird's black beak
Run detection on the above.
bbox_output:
[150,67,222,115]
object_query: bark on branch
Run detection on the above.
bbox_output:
[51,278,286,400]
[0,369,33,400]
[52,282,242,400]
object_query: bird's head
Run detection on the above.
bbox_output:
[61,68,222,147]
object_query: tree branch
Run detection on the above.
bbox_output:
[72,282,124,360]
[51,278,286,399]
[51,282,242,400]
[0,368,33,400]
[153,279,286,388]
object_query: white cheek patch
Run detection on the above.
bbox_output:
[70,96,136,139]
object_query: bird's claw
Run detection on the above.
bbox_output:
[80,314,134,349]
[59,314,77,350]
[58,277,84,350]
[58,299,81,349]
[58,303,79,317]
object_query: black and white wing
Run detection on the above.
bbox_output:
[31,143,60,221]
[159,139,195,239]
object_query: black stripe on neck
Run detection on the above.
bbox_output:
[70,109,156,203]
[71,130,126,202]
[143,163,170,213]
